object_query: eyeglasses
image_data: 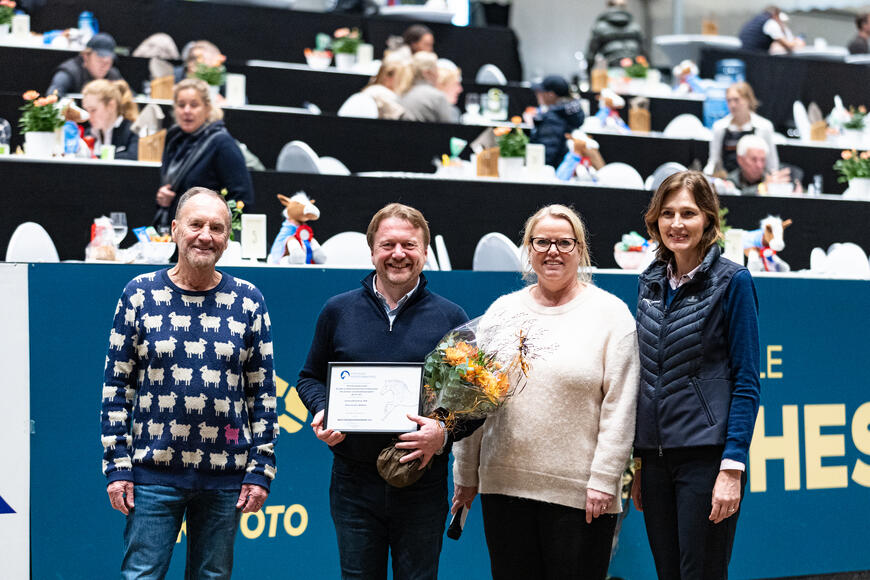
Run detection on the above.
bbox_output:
[530,237,578,253]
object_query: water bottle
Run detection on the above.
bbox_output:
[62,121,80,156]
[77,11,98,43]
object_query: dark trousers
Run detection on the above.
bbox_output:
[329,455,447,580]
[639,447,746,580]
[480,493,617,580]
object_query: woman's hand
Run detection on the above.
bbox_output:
[156,184,176,208]
[631,469,643,512]
[451,484,477,515]
[709,469,742,524]
[585,489,615,524]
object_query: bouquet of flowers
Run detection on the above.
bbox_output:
[620,55,648,79]
[0,0,16,26]
[193,53,227,87]
[422,318,529,427]
[843,106,867,131]
[18,90,63,133]
[833,149,870,183]
[331,27,361,54]
[493,116,529,158]
[220,188,244,240]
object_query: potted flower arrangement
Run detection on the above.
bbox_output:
[331,27,361,71]
[19,90,63,157]
[493,116,529,178]
[0,0,16,35]
[193,53,227,99]
[841,106,867,147]
[834,149,870,200]
[620,55,649,79]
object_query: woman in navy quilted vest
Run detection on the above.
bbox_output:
[631,171,760,579]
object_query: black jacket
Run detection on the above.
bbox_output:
[47,56,123,97]
[587,8,645,66]
[530,99,585,167]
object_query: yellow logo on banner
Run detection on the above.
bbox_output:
[276,375,309,434]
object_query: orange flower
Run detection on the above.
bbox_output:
[842,150,853,160]
[43,94,58,105]
[0,0,16,8]
[304,48,313,56]
[636,55,648,66]
[493,127,511,137]
[236,201,245,210]
[34,97,48,107]
[22,90,39,101]
[215,54,226,65]
[861,151,870,160]
[334,27,350,38]
[859,105,867,114]
[510,116,522,125]
[620,57,632,68]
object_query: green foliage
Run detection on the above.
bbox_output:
[193,62,226,87]
[18,93,64,134]
[843,107,866,130]
[220,188,244,241]
[497,127,529,158]
[330,28,361,55]
[833,150,870,183]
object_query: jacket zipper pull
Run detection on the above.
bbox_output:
[658,445,663,457]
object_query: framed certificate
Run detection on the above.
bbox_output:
[324,362,424,433]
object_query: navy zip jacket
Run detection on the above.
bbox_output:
[635,245,761,465]
[297,272,480,475]
[531,99,585,167]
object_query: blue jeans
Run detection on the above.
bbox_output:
[121,484,242,580]
[329,455,447,580]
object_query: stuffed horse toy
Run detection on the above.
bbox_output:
[556,130,605,182]
[742,216,793,272]
[592,89,630,132]
[672,60,703,94]
[268,192,327,265]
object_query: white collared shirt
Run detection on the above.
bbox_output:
[372,275,420,326]
[93,115,124,151]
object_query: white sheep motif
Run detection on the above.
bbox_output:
[124,307,136,326]
[131,420,143,438]
[158,392,178,413]
[246,367,267,387]
[152,446,174,466]
[213,340,236,361]
[226,369,241,391]
[150,286,173,306]
[209,450,230,470]
[213,397,231,417]
[134,272,156,283]
[170,364,193,386]
[147,367,164,385]
[215,290,238,309]
[108,409,128,426]
[182,449,204,468]
[113,359,135,378]
[136,339,150,359]
[234,452,248,469]
[242,297,260,315]
[169,420,191,442]
[263,312,271,329]
[184,393,208,414]
[129,287,146,309]
[246,460,258,473]
[260,394,277,412]
[109,328,126,351]
[184,338,208,359]
[235,278,255,290]
[251,314,262,333]
[226,317,246,338]
[198,422,220,443]
[147,419,165,439]
[169,312,192,332]
[137,369,145,386]
[102,385,118,401]
[198,313,221,332]
[181,294,205,308]
[264,464,276,479]
[233,399,245,416]
[101,435,118,450]
[200,366,222,388]
[154,337,178,358]
[238,346,251,363]
[251,418,269,436]
[114,456,132,470]
[258,340,273,359]
[132,446,150,462]
[142,313,163,332]
[138,392,153,412]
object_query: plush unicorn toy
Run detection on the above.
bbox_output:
[268,192,327,265]
[592,89,630,132]
[742,216,793,272]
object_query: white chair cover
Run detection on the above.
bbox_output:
[317,156,351,175]
[424,245,439,271]
[663,114,710,139]
[319,232,372,268]
[435,234,452,271]
[276,140,321,174]
[474,64,508,86]
[337,93,379,119]
[472,232,521,271]
[595,163,645,189]
[793,101,812,142]
[5,222,59,262]
[645,162,688,192]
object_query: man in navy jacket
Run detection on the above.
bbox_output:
[297,203,476,579]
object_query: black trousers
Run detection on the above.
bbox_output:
[639,447,747,580]
[480,493,617,580]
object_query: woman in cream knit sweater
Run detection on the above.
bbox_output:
[452,205,640,579]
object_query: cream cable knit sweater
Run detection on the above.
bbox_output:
[453,284,640,513]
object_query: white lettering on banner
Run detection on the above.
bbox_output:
[749,403,870,492]
[176,504,309,543]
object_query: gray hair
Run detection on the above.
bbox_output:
[175,187,232,227]
[736,134,769,157]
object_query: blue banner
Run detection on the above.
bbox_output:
[27,264,870,579]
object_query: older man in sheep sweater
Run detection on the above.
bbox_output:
[100,186,277,579]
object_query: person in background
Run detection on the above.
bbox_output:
[403,24,435,54]
[175,40,223,83]
[632,171,760,579]
[587,0,645,66]
[452,204,640,580]
[400,52,456,123]
[81,79,140,161]
[529,75,585,167]
[47,32,124,97]
[738,6,805,53]
[705,81,778,175]
[154,78,253,230]
[361,55,413,120]
[435,59,463,124]
[848,13,870,54]
[727,134,802,195]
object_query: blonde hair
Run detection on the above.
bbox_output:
[436,65,461,91]
[366,203,431,250]
[521,205,592,284]
[727,81,759,112]
[368,58,413,95]
[82,79,139,121]
[411,51,439,83]
[173,78,223,123]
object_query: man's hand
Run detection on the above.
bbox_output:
[585,489,614,524]
[156,184,176,208]
[709,469,742,524]
[311,409,345,446]
[107,480,135,515]
[765,168,792,184]
[451,484,477,515]
[236,483,269,513]
[395,414,444,469]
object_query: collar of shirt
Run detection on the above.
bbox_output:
[94,115,124,150]
[372,275,420,323]
[667,261,702,290]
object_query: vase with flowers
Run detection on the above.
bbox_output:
[331,27,361,70]
[834,149,870,200]
[0,0,15,35]
[193,53,227,99]
[620,55,648,79]
[840,106,867,148]
[493,117,529,178]
[19,90,63,157]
